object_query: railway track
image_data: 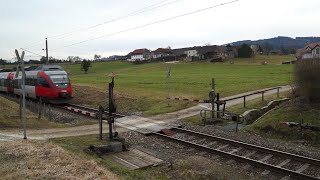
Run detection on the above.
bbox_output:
[61,103,126,119]
[153,128,320,180]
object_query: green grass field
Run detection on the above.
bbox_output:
[2,55,295,115]
[59,55,294,115]
[63,55,293,100]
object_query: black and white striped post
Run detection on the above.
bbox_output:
[15,49,27,140]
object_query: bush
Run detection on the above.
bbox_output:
[237,44,253,58]
[294,59,320,102]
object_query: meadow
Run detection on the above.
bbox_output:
[63,55,294,100]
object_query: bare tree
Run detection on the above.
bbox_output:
[94,54,101,61]
[67,56,74,64]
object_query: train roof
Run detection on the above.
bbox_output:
[1,65,65,73]
[0,68,12,72]
[36,65,64,71]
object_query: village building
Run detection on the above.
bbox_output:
[152,48,173,59]
[128,48,151,61]
[296,42,320,60]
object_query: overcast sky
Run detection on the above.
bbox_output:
[1,0,319,61]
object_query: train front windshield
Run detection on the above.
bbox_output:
[49,74,69,88]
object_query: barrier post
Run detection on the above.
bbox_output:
[211,78,215,119]
[217,93,220,118]
[99,106,103,140]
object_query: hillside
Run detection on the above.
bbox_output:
[231,36,320,50]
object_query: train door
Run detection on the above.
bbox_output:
[7,72,14,93]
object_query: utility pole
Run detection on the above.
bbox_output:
[15,49,27,139]
[46,38,49,64]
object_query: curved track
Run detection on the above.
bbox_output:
[61,103,126,119]
[153,128,320,180]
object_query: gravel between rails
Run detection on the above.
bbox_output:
[178,120,320,160]
[120,120,320,179]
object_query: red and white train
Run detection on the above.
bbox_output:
[0,65,72,104]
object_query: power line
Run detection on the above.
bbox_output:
[20,48,43,57]
[49,0,181,40]
[22,0,180,49]
[52,0,240,51]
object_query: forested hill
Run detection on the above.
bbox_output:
[230,36,320,50]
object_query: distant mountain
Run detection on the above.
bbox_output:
[230,36,320,50]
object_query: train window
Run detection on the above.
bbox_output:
[37,77,50,88]
[13,79,18,88]
[26,78,36,86]
[32,78,37,86]
[49,74,69,88]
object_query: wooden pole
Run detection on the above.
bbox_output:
[48,104,51,121]
[99,106,103,140]
[217,93,220,118]
[211,78,215,119]
[38,97,42,120]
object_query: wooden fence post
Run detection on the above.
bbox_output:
[38,97,42,120]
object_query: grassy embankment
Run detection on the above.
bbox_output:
[0,95,93,129]
[62,55,293,116]
[0,140,117,179]
[51,134,251,180]
[243,99,320,146]
[0,96,63,129]
[183,90,320,146]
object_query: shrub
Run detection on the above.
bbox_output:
[294,58,320,102]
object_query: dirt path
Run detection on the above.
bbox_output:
[0,85,291,140]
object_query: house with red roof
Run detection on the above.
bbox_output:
[128,48,151,61]
[152,48,173,59]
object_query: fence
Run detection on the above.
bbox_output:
[22,98,52,121]
[223,87,282,108]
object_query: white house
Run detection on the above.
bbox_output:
[186,49,199,57]
[311,45,320,58]
[297,43,320,60]
[128,48,151,61]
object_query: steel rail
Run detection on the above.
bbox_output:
[66,103,126,118]
[153,132,318,180]
[173,127,320,167]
